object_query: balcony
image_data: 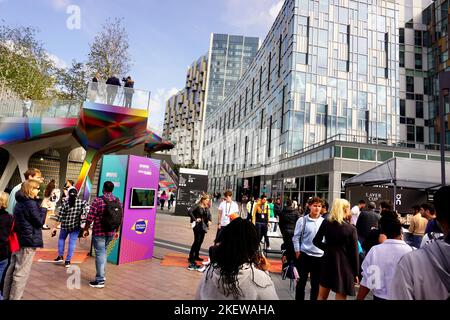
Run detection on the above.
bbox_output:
[86,82,151,111]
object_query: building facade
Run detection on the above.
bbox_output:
[163,56,208,167]
[203,0,450,205]
[163,34,259,167]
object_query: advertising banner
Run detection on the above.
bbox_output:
[119,156,160,264]
[174,168,209,216]
[346,185,428,214]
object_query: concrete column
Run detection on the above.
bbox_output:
[329,171,342,203]
[0,155,17,191]
[56,147,72,190]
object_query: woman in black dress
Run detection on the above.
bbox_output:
[313,198,359,300]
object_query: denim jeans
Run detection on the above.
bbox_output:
[58,228,80,262]
[0,258,9,300]
[93,235,113,282]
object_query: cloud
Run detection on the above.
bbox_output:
[147,87,179,135]
[48,0,71,10]
[46,52,68,69]
[220,0,284,36]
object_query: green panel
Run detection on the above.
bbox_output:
[428,155,441,161]
[334,146,341,157]
[378,150,393,162]
[395,152,410,158]
[411,153,426,160]
[360,148,376,161]
[342,147,358,159]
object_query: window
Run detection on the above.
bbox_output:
[407,125,415,141]
[415,53,422,69]
[399,28,404,44]
[406,76,414,92]
[360,148,376,161]
[400,99,406,116]
[378,151,393,161]
[416,101,424,118]
[342,147,358,159]
[416,126,424,142]
[395,152,410,158]
[415,30,422,46]
[305,176,315,191]
[316,174,329,191]
[400,51,405,67]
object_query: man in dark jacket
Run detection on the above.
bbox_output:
[106,75,121,105]
[123,76,134,108]
[3,180,46,300]
[356,201,380,245]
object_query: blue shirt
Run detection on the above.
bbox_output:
[292,214,324,257]
[6,183,21,215]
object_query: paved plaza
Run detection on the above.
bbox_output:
[21,205,299,300]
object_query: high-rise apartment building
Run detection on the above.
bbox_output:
[203,0,449,204]
[163,34,259,167]
[163,56,208,167]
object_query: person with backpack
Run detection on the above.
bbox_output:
[83,181,123,288]
[390,186,450,300]
[52,188,89,268]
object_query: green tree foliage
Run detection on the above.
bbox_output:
[55,60,88,100]
[86,17,131,80]
[0,23,56,99]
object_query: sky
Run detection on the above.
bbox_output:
[0,0,283,134]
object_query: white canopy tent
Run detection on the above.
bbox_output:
[343,157,450,210]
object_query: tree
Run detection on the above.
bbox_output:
[55,60,88,100]
[86,18,131,80]
[0,22,56,99]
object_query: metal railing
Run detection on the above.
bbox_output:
[86,82,151,111]
[0,98,81,118]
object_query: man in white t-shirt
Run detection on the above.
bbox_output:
[351,200,366,225]
[215,190,239,243]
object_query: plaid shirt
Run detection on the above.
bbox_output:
[86,192,122,236]
[57,199,89,232]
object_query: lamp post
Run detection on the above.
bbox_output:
[438,72,450,186]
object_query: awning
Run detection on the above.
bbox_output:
[343,157,450,190]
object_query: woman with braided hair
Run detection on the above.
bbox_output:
[195,217,278,300]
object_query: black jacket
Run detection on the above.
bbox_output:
[279,206,301,238]
[14,191,46,248]
[188,205,212,232]
[106,76,121,86]
[0,208,14,261]
[356,210,380,243]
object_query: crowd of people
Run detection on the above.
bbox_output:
[187,188,450,300]
[0,168,124,299]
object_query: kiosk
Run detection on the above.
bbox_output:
[96,155,160,265]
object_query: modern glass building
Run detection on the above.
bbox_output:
[205,34,260,116]
[202,0,450,204]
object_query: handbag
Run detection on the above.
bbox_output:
[8,218,20,253]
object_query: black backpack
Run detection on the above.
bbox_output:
[101,196,123,232]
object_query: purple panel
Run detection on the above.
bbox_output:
[119,155,160,265]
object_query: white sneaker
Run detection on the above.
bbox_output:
[197,266,206,273]
[202,259,210,266]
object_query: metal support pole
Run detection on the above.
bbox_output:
[439,90,446,186]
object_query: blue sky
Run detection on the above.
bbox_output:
[0,0,283,134]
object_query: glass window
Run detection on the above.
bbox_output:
[411,153,426,160]
[414,30,422,46]
[316,174,329,191]
[400,51,405,67]
[334,146,341,157]
[407,125,415,141]
[415,53,422,70]
[305,176,315,191]
[416,101,424,118]
[395,152,410,158]
[400,99,406,116]
[318,47,328,68]
[406,76,414,92]
[360,148,376,161]
[399,28,405,44]
[416,126,424,142]
[378,150,393,161]
[342,147,358,159]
